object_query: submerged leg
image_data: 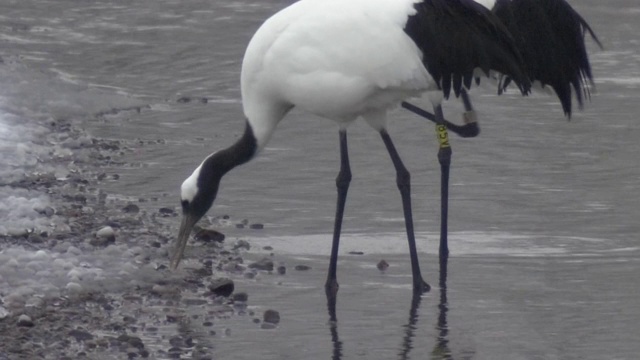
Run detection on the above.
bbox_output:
[379,129,430,294]
[326,130,352,297]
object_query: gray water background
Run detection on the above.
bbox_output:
[1,0,639,359]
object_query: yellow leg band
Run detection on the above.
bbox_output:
[436,124,450,148]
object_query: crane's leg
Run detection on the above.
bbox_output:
[326,129,352,298]
[433,105,452,261]
[380,129,430,294]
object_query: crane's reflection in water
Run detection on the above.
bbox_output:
[324,256,456,360]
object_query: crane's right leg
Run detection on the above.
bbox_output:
[379,129,431,294]
[326,129,352,298]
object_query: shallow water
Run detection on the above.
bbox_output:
[1,0,639,359]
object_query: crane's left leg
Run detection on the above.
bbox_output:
[379,129,430,294]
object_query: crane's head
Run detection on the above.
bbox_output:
[169,121,258,269]
[170,153,224,270]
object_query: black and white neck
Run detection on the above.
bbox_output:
[180,120,258,219]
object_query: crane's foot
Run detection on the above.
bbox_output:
[413,278,431,294]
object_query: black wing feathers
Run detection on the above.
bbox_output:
[404,0,531,99]
[493,0,602,116]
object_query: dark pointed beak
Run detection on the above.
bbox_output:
[170,213,198,270]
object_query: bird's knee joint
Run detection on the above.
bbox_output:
[396,169,410,189]
[336,171,352,189]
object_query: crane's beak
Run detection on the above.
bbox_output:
[170,213,198,270]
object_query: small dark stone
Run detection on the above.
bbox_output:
[184,337,194,347]
[69,329,94,342]
[263,309,280,324]
[253,318,261,324]
[207,278,234,297]
[249,223,264,230]
[112,174,120,180]
[139,349,150,358]
[232,292,248,302]
[377,259,389,272]
[122,204,140,214]
[294,265,311,271]
[202,321,213,327]
[248,258,273,272]
[277,266,286,275]
[195,229,225,243]
[348,251,364,255]
[127,336,144,349]
[169,336,184,347]
[263,246,273,251]
[177,96,191,103]
[166,314,179,323]
[261,322,277,330]
[235,223,245,229]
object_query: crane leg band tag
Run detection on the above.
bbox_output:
[463,110,477,124]
[436,124,450,148]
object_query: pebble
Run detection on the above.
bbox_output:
[0,305,9,320]
[95,226,116,244]
[158,207,176,217]
[66,282,83,294]
[122,203,140,214]
[263,309,280,324]
[68,329,94,342]
[17,314,34,327]
[277,265,286,275]
[377,259,390,272]
[294,265,311,271]
[348,251,364,255]
[233,240,251,251]
[232,292,248,302]
[249,223,264,230]
[195,229,225,243]
[207,278,234,297]
[248,258,274,272]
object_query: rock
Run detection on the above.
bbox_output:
[348,251,364,255]
[294,265,311,271]
[232,292,248,302]
[277,265,286,275]
[0,305,9,320]
[69,329,94,342]
[377,259,389,272]
[94,226,116,246]
[122,203,140,214]
[261,322,277,330]
[263,309,280,324]
[263,246,273,251]
[35,206,55,217]
[207,278,234,297]
[195,229,225,243]
[249,223,264,230]
[233,240,250,251]
[17,314,34,327]
[248,258,274,272]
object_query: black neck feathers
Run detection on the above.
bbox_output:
[210,120,258,176]
[192,121,257,213]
